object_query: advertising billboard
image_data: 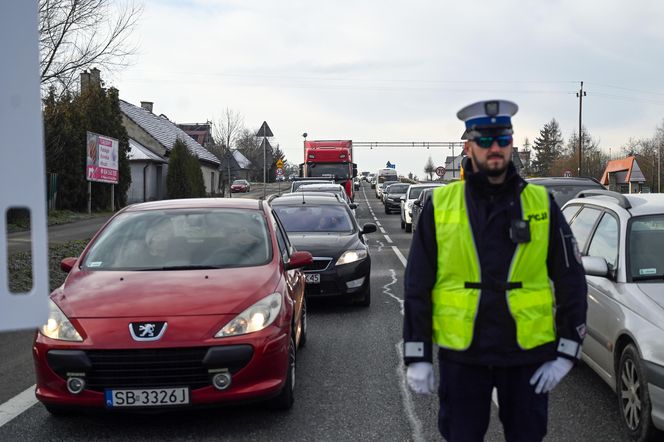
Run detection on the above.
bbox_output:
[86,131,119,184]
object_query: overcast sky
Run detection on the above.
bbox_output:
[112,0,664,178]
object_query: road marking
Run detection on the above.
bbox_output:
[376,239,385,252]
[391,246,408,268]
[0,385,37,428]
[382,269,404,314]
[379,227,386,234]
[396,342,426,442]
[384,235,393,244]
[375,221,382,227]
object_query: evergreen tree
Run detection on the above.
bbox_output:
[566,126,604,179]
[43,81,131,211]
[531,119,564,176]
[167,139,191,198]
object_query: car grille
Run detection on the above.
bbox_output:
[84,348,211,391]
[304,258,333,272]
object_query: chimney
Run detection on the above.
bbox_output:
[90,67,101,85]
[140,101,154,113]
[80,71,91,92]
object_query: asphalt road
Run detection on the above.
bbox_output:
[0,182,632,441]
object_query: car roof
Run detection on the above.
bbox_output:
[124,198,262,212]
[409,183,444,188]
[566,193,664,216]
[298,183,344,189]
[527,177,603,186]
[272,194,348,206]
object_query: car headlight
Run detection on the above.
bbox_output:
[336,249,368,266]
[406,201,413,210]
[41,299,83,341]
[215,293,282,337]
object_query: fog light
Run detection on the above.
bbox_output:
[66,377,85,395]
[212,372,232,390]
[346,277,365,289]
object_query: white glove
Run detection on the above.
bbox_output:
[529,357,574,394]
[406,362,435,394]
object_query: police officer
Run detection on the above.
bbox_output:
[402,100,588,441]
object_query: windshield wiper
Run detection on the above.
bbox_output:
[632,274,664,282]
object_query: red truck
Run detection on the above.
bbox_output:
[300,140,357,201]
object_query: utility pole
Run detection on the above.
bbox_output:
[576,81,586,177]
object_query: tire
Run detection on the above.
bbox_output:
[405,222,412,233]
[384,206,390,214]
[268,336,296,411]
[298,299,307,348]
[617,344,659,441]
[357,284,371,307]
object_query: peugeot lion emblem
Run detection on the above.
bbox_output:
[129,321,167,341]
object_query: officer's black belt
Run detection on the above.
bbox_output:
[464,281,523,291]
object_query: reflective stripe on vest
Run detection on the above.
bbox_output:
[431,181,556,350]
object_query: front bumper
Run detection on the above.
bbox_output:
[385,199,401,212]
[33,321,290,410]
[303,256,370,299]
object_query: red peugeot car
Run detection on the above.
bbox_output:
[230,179,251,193]
[33,198,311,413]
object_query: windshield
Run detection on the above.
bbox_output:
[408,186,439,199]
[82,209,271,270]
[307,163,350,180]
[629,215,664,281]
[232,180,246,185]
[378,174,398,183]
[274,205,353,233]
[385,184,409,194]
[547,184,602,207]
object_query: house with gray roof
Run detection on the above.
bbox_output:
[120,100,221,198]
[126,139,168,203]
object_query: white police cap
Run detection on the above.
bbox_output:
[457,99,518,140]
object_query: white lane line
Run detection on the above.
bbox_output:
[384,235,393,244]
[375,221,382,227]
[379,227,386,234]
[396,342,426,442]
[492,388,498,407]
[391,246,408,268]
[0,385,37,428]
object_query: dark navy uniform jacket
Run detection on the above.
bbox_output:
[403,162,588,367]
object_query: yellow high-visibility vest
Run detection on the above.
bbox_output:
[431,181,555,350]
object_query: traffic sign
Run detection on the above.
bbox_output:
[435,166,446,177]
[256,121,273,138]
[276,168,284,175]
[564,170,572,177]
[276,159,284,168]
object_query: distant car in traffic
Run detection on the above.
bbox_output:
[526,177,604,207]
[382,182,410,214]
[271,193,376,306]
[411,187,437,233]
[401,183,445,232]
[230,179,251,193]
[562,190,664,440]
[33,198,312,413]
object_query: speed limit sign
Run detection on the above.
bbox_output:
[435,166,446,177]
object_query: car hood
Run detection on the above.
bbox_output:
[53,265,280,318]
[637,283,664,310]
[287,233,361,258]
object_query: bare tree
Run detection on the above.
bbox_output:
[212,108,245,195]
[424,155,435,181]
[39,0,142,92]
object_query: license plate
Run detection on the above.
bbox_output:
[105,387,190,408]
[305,273,320,284]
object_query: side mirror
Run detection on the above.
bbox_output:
[285,251,313,270]
[349,203,358,209]
[361,223,377,235]
[60,257,78,273]
[582,256,609,277]
[413,200,422,207]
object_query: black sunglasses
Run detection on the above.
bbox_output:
[473,135,513,148]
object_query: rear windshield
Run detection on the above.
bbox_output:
[386,184,409,193]
[547,184,602,206]
[274,205,353,233]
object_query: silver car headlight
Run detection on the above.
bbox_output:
[41,299,83,341]
[336,249,368,266]
[215,293,282,337]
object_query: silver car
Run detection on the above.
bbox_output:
[562,189,664,440]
